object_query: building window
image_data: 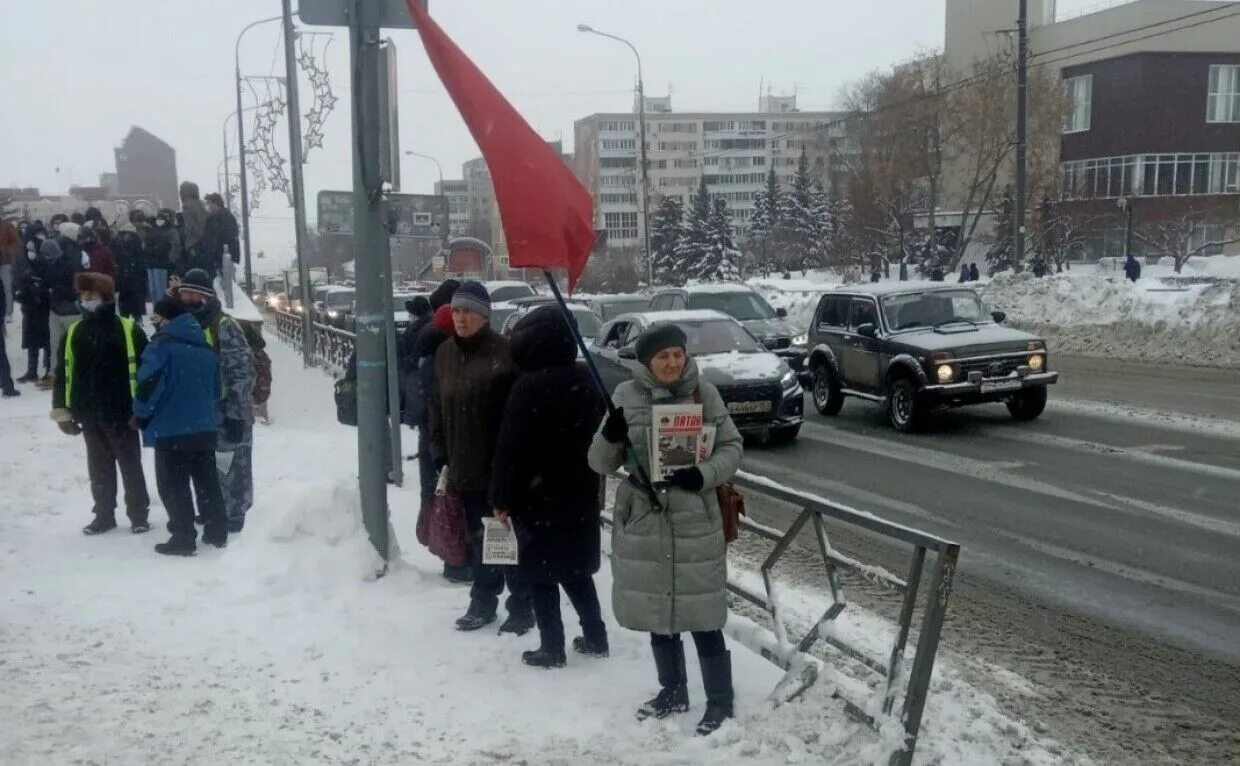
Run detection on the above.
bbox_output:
[604,211,639,241]
[673,158,698,169]
[599,120,636,132]
[1188,223,1226,257]
[600,138,636,151]
[599,157,636,168]
[1207,64,1240,123]
[1064,75,1092,133]
[600,192,637,204]
[656,140,697,152]
[1060,152,1240,200]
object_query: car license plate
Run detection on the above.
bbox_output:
[980,379,1022,394]
[728,400,772,414]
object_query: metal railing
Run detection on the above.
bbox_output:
[271,306,960,765]
[602,471,959,766]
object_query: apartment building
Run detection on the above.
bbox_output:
[434,179,470,238]
[944,0,1240,260]
[574,96,852,249]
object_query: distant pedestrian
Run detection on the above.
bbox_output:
[80,223,116,279]
[180,182,209,271]
[134,298,228,556]
[177,269,256,533]
[111,226,147,319]
[142,211,177,300]
[42,236,82,390]
[969,263,980,282]
[51,273,151,535]
[0,281,18,397]
[588,321,743,736]
[0,217,20,321]
[15,233,52,383]
[869,269,881,283]
[1124,253,1141,283]
[431,280,531,632]
[958,264,970,283]
[491,306,608,669]
[202,193,240,307]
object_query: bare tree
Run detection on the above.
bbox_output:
[1137,212,1240,273]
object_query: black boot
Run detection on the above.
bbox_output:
[154,539,197,557]
[455,602,496,632]
[695,650,734,736]
[636,640,690,721]
[521,647,567,669]
[441,564,473,584]
[572,635,610,658]
[16,372,37,384]
[82,517,118,536]
[498,610,535,636]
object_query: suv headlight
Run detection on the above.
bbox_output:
[935,364,955,383]
[780,370,799,391]
[792,333,808,347]
[1028,353,1045,372]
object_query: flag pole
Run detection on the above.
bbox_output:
[542,270,661,507]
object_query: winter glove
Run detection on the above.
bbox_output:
[601,407,629,444]
[57,421,82,437]
[665,466,704,493]
[223,418,246,445]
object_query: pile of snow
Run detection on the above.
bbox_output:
[978,271,1240,367]
[1,336,1082,765]
[749,276,840,329]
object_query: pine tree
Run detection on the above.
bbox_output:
[675,176,712,282]
[806,181,833,270]
[0,195,18,223]
[985,190,1017,276]
[649,195,684,285]
[783,151,817,275]
[748,168,782,276]
[693,197,742,282]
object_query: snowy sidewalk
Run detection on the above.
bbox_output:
[2,333,1078,765]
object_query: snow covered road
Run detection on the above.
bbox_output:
[2,332,1079,765]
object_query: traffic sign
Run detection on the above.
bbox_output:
[299,0,427,29]
[317,190,448,239]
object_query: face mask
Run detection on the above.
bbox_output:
[79,298,102,312]
[155,218,166,227]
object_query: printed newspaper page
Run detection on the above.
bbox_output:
[650,404,704,480]
[482,518,519,565]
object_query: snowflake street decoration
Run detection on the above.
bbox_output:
[297,33,337,160]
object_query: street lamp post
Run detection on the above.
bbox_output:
[221,106,259,211]
[1118,196,1134,263]
[404,150,444,188]
[235,13,283,298]
[577,24,653,287]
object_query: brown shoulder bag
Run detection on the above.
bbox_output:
[693,388,745,543]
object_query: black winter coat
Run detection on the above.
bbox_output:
[44,251,81,317]
[201,209,241,268]
[16,256,51,349]
[53,303,149,425]
[491,307,605,584]
[112,231,147,318]
[405,321,449,429]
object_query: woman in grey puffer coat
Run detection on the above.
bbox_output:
[588,322,743,736]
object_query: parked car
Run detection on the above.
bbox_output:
[489,301,520,331]
[482,280,537,303]
[805,283,1059,432]
[498,297,603,345]
[311,285,356,327]
[343,292,430,335]
[587,293,654,321]
[649,283,807,379]
[590,309,803,444]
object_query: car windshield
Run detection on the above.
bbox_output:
[489,285,535,302]
[598,297,651,320]
[881,290,989,331]
[325,291,354,308]
[678,320,764,356]
[687,292,775,321]
[569,306,602,337]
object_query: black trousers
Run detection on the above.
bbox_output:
[155,448,227,547]
[529,578,606,652]
[25,346,50,378]
[0,322,12,390]
[651,630,726,658]
[82,422,150,524]
[459,489,531,616]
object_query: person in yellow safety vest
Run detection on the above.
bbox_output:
[175,268,256,534]
[51,272,153,536]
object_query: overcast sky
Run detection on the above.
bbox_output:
[2,0,1102,269]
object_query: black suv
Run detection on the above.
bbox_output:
[806,283,1058,432]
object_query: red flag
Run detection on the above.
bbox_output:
[405,1,596,289]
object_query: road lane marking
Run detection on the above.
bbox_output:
[991,430,1240,483]
[1092,491,1240,539]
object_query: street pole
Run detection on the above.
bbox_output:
[405,150,444,188]
[221,118,234,211]
[577,25,653,286]
[1014,0,1029,272]
[349,0,391,562]
[235,15,281,300]
[281,0,313,368]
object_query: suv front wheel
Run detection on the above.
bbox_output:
[1006,387,1048,421]
[811,363,844,416]
[887,377,926,433]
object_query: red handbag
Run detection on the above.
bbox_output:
[427,489,470,567]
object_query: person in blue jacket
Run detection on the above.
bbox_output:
[133,298,228,556]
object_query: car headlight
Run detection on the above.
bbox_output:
[780,370,799,391]
[1028,354,1044,372]
[792,333,808,347]
[327,310,339,318]
[935,364,954,383]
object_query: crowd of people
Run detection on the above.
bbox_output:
[400,279,743,735]
[1,183,264,556]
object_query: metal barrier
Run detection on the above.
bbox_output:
[602,471,959,766]
[273,309,355,374]
[272,307,959,764]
